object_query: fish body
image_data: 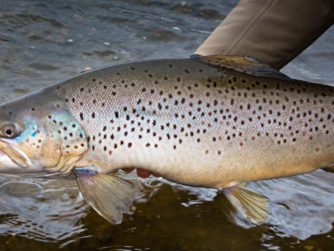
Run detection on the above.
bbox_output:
[0,55,333,223]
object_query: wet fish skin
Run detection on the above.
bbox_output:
[0,55,334,185]
[57,56,334,188]
[0,55,333,223]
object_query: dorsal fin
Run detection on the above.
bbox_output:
[193,55,290,81]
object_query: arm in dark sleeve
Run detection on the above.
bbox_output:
[195,0,334,69]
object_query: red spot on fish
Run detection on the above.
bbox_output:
[120,168,160,178]
[122,168,134,173]
[136,168,151,178]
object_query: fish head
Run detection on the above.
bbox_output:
[0,93,88,174]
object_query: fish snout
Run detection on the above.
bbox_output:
[0,138,45,174]
[0,141,30,173]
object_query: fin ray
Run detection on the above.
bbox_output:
[196,55,290,81]
[75,167,136,224]
[223,185,269,224]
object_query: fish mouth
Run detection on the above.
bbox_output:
[0,138,32,170]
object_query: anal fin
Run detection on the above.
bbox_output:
[75,166,136,224]
[223,185,269,224]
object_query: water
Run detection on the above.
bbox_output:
[0,0,334,250]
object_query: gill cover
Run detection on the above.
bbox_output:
[46,109,88,173]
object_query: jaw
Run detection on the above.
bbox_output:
[0,148,26,173]
[0,140,44,174]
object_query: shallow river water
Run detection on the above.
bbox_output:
[0,0,334,250]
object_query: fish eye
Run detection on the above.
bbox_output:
[0,122,22,138]
[4,126,14,137]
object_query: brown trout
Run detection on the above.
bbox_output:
[0,55,333,223]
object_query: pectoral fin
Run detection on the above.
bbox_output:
[223,185,269,224]
[75,166,136,224]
